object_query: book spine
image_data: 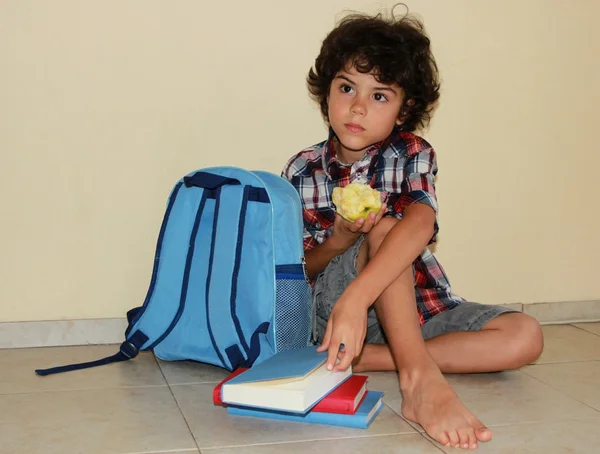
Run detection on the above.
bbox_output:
[312,400,352,414]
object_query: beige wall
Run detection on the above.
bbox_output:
[1,0,599,322]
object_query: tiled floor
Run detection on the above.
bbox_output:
[1,323,600,453]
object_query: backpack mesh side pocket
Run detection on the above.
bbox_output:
[273,264,312,352]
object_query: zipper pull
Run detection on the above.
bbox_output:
[301,255,310,283]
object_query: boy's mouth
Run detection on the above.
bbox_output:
[345,123,365,133]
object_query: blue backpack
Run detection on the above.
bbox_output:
[36,167,313,375]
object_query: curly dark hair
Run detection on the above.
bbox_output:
[307,7,440,132]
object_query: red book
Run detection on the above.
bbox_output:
[312,374,368,415]
[213,369,368,415]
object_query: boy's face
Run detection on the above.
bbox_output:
[327,65,404,164]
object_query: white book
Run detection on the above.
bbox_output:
[221,346,352,414]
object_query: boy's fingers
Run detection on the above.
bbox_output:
[326,342,340,370]
[317,322,333,352]
[334,347,354,371]
[374,206,387,223]
[351,218,364,232]
[361,213,377,233]
[356,339,364,357]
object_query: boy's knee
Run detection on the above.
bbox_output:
[520,314,544,364]
[498,313,544,368]
[366,217,398,258]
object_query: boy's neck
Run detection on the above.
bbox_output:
[333,138,368,165]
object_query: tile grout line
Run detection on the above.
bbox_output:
[415,431,453,453]
[199,432,433,451]
[533,359,600,365]
[519,368,600,415]
[570,323,600,338]
[416,431,448,453]
[382,400,425,434]
[154,354,203,454]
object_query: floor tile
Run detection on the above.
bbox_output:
[381,370,598,428]
[0,345,165,394]
[0,386,197,454]
[535,325,600,363]
[203,434,442,453]
[522,361,600,410]
[363,371,402,398]
[438,419,600,453]
[447,371,598,426]
[157,358,230,385]
[171,383,417,449]
[362,372,405,411]
[573,322,600,336]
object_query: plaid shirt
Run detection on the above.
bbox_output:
[282,127,464,325]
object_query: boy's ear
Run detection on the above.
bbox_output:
[397,98,415,125]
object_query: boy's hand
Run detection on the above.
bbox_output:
[317,294,368,372]
[328,204,387,252]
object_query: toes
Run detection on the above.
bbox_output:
[447,430,460,448]
[476,426,493,442]
[458,428,474,450]
[468,416,493,442]
[467,428,478,450]
[436,430,450,447]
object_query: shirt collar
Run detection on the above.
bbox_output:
[322,125,403,178]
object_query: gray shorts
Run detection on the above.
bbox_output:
[312,236,518,344]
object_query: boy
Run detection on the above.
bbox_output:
[282,10,544,451]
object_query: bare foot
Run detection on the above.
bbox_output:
[400,369,492,450]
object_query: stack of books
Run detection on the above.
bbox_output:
[212,346,384,429]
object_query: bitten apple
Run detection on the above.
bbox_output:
[332,182,382,222]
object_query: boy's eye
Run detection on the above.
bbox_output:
[373,93,388,102]
[340,84,354,94]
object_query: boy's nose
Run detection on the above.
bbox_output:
[350,99,366,116]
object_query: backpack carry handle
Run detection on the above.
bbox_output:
[183,172,240,190]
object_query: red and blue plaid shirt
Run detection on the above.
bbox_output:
[282,127,464,325]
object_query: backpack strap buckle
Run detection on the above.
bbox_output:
[119,341,140,359]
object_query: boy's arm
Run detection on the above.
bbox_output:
[304,239,347,282]
[304,205,388,281]
[343,144,439,303]
[347,203,435,306]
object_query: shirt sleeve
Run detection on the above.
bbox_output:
[388,147,439,243]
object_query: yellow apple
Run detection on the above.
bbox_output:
[332,182,382,222]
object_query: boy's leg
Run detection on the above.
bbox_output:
[311,218,543,450]
[350,217,543,450]
[357,231,490,450]
[356,304,544,374]
[321,217,526,450]
[313,226,487,450]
